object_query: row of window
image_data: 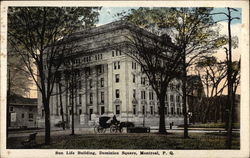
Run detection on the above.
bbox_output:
[131,89,181,102]
[9,106,34,112]
[88,92,105,104]
[112,50,122,57]
[71,89,180,106]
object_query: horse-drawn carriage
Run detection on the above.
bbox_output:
[94,116,135,133]
[94,116,122,133]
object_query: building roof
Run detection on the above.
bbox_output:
[50,20,174,58]
[9,93,37,106]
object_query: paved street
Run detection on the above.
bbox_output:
[8,126,239,138]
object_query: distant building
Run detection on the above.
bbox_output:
[186,75,240,124]
[37,21,184,128]
[186,75,205,124]
[8,94,37,129]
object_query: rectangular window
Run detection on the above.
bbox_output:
[115,74,120,83]
[98,65,104,74]
[141,91,146,99]
[150,106,153,115]
[22,113,25,118]
[118,61,120,69]
[133,105,137,115]
[112,50,115,57]
[29,114,33,121]
[133,74,135,83]
[90,93,93,104]
[176,96,180,102]
[89,79,92,89]
[170,95,174,102]
[79,94,82,104]
[149,92,154,100]
[101,78,104,87]
[132,62,137,70]
[115,89,120,98]
[116,105,120,115]
[114,61,120,70]
[142,106,145,115]
[133,89,136,98]
[79,109,82,115]
[141,77,146,85]
[101,106,105,115]
[171,107,174,115]
[101,92,104,103]
[9,106,14,112]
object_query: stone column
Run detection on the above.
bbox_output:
[107,62,113,115]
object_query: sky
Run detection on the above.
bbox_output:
[97,7,242,25]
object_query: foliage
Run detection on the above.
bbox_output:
[8,7,101,144]
[125,27,182,133]
[121,7,227,65]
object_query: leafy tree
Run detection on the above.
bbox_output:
[8,7,101,144]
[125,27,182,133]
[120,7,226,138]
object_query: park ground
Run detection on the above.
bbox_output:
[7,125,240,149]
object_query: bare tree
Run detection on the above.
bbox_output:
[195,56,228,123]
[8,7,100,144]
[125,28,182,134]
[212,7,240,149]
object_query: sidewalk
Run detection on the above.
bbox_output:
[8,125,239,138]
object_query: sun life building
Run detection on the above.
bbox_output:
[37,21,184,128]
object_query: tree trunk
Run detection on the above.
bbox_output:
[43,99,51,145]
[226,7,234,149]
[71,74,75,135]
[182,65,189,138]
[158,96,166,134]
[59,83,65,130]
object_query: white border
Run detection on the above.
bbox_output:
[0,1,249,158]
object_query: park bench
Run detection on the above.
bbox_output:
[21,132,37,147]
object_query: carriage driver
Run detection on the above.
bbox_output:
[111,115,119,125]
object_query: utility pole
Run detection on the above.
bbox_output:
[7,69,11,138]
[212,7,240,149]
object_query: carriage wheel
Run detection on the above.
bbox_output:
[97,126,106,133]
[110,125,118,133]
[119,127,123,133]
[94,125,105,133]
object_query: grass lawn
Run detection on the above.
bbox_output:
[7,132,240,149]
[180,123,240,129]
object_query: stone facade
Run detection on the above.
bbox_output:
[37,21,184,128]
